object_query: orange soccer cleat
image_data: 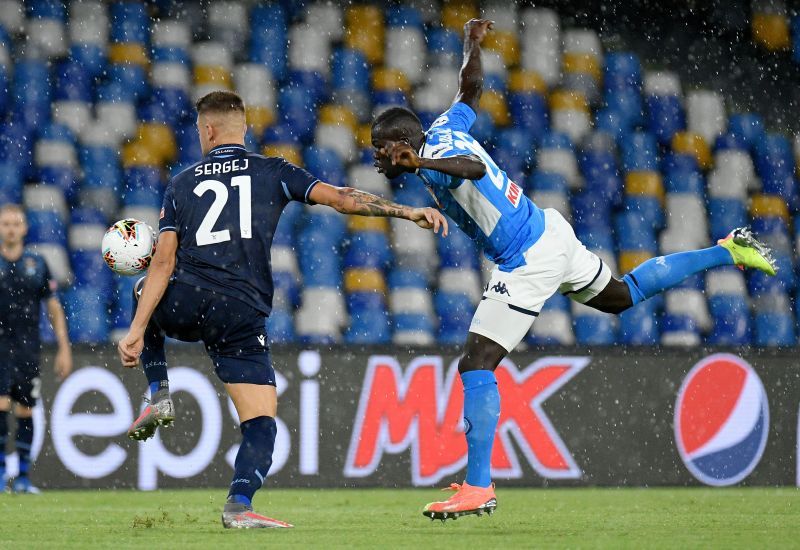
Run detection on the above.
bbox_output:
[422,482,497,522]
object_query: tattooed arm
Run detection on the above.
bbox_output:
[308,182,449,236]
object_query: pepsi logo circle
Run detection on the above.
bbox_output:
[674,353,769,486]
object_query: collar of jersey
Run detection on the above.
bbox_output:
[208,143,247,156]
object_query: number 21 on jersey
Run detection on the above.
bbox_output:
[193,176,252,246]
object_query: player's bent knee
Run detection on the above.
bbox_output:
[458,332,508,373]
[585,278,634,315]
[226,383,278,423]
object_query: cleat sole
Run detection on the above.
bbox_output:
[422,499,498,522]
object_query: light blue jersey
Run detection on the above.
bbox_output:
[416,102,545,271]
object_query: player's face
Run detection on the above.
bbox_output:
[0,210,27,246]
[371,136,406,180]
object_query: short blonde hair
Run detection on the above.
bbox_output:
[0,203,25,219]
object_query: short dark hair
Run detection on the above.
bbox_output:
[371,106,423,136]
[195,90,245,115]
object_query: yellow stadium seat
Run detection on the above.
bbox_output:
[508,69,547,95]
[750,194,790,222]
[319,105,359,131]
[372,68,410,94]
[138,123,177,164]
[345,5,383,30]
[442,0,478,32]
[672,132,712,170]
[245,105,275,135]
[122,139,161,168]
[263,143,302,166]
[479,90,510,126]
[753,13,790,51]
[618,251,653,273]
[344,268,387,294]
[483,31,520,66]
[356,124,373,149]
[194,66,232,88]
[345,28,384,65]
[625,171,664,201]
[562,52,602,82]
[548,89,589,113]
[108,43,149,66]
[345,5,384,65]
[348,216,389,233]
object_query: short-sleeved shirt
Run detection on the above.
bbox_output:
[0,250,55,351]
[416,102,545,271]
[160,144,319,315]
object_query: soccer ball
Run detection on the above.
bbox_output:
[101,219,157,276]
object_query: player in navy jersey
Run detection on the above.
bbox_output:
[371,19,777,520]
[117,91,447,528]
[0,204,72,493]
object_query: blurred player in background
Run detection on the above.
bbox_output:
[0,204,72,493]
[117,91,447,528]
[371,18,777,521]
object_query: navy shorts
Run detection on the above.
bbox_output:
[147,280,275,386]
[0,343,41,407]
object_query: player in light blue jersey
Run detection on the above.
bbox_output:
[371,18,777,521]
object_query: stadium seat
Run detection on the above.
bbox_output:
[572,303,616,345]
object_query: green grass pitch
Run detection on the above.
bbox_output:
[1,488,798,548]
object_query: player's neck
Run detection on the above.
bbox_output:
[0,242,23,261]
[208,138,245,152]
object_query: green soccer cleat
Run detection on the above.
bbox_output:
[717,227,778,276]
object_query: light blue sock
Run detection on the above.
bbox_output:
[623,245,733,305]
[461,370,500,488]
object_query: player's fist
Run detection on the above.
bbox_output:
[410,207,449,237]
[118,328,145,369]
[464,18,493,43]
[383,141,421,170]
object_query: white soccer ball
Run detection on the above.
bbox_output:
[101,218,157,276]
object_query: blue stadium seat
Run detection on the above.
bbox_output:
[64,287,110,344]
[727,113,764,151]
[345,309,391,344]
[332,48,370,93]
[105,65,149,101]
[528,171,568,194]
[250,4,288,80]
[572,191,614,235]
[623,195,664,230]
[387,5,424,29]
[615,211,658,251]
[0,162,23,204]
[715,132,748,151]
[707,198,747,241]
[427,28,461,64]
[508,92,548,144]
[71,250,114,301]
[754,312,796,346]
[619,299,659,345]
[344,232,391,270]
[661,314,699,344]
[267,309,295,343]
[28,0,67,20]
[123,167,162,208]
[604,52,642,92]
[388,268,429,289]
[110,1,149,44]
[393,313,434,334]
[303,146,345,187]
[39,166,79,202]
[54,60,93,102]
[574,314,616,345]
[665,166,704,195]
[110,276,137,332]
[438,228,479,269]
[280,86,319,142]
[645,95,685,146]
[707,295,751,345]
[604,87,644,127]
[436,291,472,345]
[81,146,121,191]
[469,110,497,144]
[595,108,629,142]
[620,131,658,172]
[69,44,107,80]
[27,210,66,245]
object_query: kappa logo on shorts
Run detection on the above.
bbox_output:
[257,335,266,347]
[490,282,510,296]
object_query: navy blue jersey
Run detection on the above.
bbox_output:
[0,250,55,348]
[160,144,319,315]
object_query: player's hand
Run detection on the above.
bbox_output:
[54,345,72,381]
[409,207,449,237]
[464,18,493,43]
[383,141,422,170]
[118,328,145,369]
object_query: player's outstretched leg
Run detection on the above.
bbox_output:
[222,382,292,529]
[12,409,39,494]
[621,227,776,307]
[423,334,504,522]
[127,320,174,441]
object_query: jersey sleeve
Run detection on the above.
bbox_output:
[159,181,177,233]
[278,160,320,203]
[434,102,477,133]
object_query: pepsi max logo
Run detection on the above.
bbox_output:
[675,354,769,486]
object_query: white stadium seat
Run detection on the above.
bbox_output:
[315,124,356,163]
[482,2,519,33]
[393,330,435,346]
[438,268,483,304]
[348,165,391,196]
[562,28,603,60]
[707,151,756,198]
[96,101,138,141]
[530,190,572,223]
[532,310,575,344]
[389,288,435,317]
[192,42,233,71]
[705,269,748,296]
[151,19,191,48]
[35,139,78,169]
[25,19,67,58]
[643,71,682,97]
[0,0,24,34]
[666,289,712,331]
[152,62,193,92]
[271,245,300,277]
[52,101,92,137]
[551,109,592,144]
[306,1,343,40]
[68,224,106,251]
[28,243,72,286]
[24,184,69,220]
[386,28,426,85]
[234,63,276,108]
[687,90,727,145]
[288,24,330,75]
[120,206,159,231]
[537,148,581,188]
